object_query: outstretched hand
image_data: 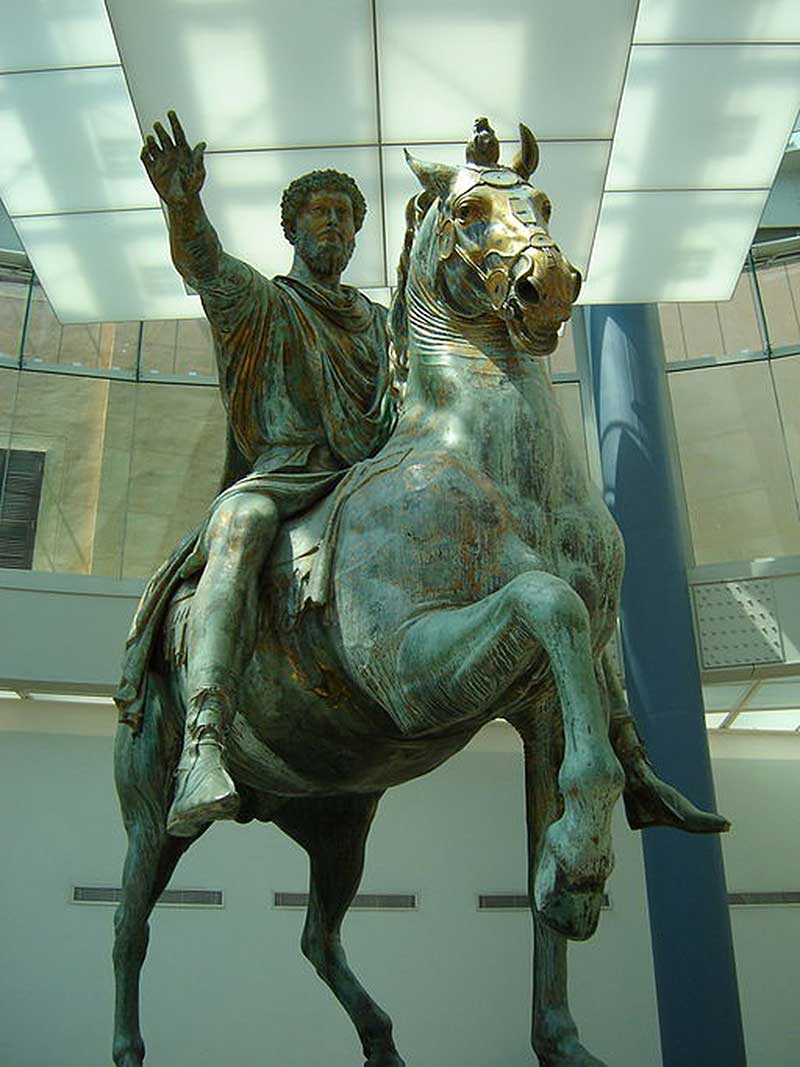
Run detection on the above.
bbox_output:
[141,110,206,205]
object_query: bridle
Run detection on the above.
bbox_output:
[434,165,560,322]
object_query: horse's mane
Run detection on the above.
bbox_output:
[388,189,435,393]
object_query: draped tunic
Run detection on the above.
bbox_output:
[115,252,395,732]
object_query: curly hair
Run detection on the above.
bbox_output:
[280,169,367,241]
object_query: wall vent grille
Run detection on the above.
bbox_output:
[72,886,223,907]
[273,892,417,911]
[728,891,800,906]
[478,892,610,911]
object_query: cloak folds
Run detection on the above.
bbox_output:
[114,266,395,733]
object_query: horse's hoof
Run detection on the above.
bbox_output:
[534,847,604,942]
[534,1011,608,1067]
[537,1043,608,1067]
[624,767,731,835]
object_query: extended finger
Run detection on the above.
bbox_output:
[153,121,173,151]
[144,134,161,158]
[168,110,188,147]
[192,141,207,164]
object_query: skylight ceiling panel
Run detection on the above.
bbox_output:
[382,140,608,279]
[745,679,800,708]
[0,0,119,72]
[106,0,378,150]
[377,0,637,142]
[0,69,159,216]
[580,189,769,304]
[730,709,800,731]
[607,45,800,191]
[202,146,385,290]
[15,210,202,323]
[634,0,800,44]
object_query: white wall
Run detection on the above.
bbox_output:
[1,708,797,1067]
[710,734,800,1067]
[0,716,660,1067]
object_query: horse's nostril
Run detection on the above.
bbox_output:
[515,277,540,306]
[572,269,583,302]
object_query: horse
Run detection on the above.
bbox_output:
[113,123,637,1067]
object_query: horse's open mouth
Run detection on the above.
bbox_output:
[507,311,560,357]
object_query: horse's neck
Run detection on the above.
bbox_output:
[405,274,515,367]
[397,270,583,503]
[400,272,554,429]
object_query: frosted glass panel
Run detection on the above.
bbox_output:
[581,190,768,304]
[746,680,800,709]
[705,713,727,729]
[378,0,636,141]
[608,46,800,191]
[203,147,385,289]
[360,287,392,308]
[635,1,800,43]
[15,211,202,323]
[122,384,224,579]
[0,69,157,215]
[0,0,119,72]
[701,683,750,711]
[658,271,764,363]
[756,259,800,349]
[731,709,800,731]
[382,140,607,280]
[107,0,377,149]
[140,319,216,379]
[669,361,800,564]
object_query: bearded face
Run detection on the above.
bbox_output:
[292,189,357,280]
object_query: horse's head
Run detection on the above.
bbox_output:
[403,120,582,357]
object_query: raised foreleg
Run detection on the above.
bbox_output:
[513,711,607,1067]
[387,572,624,939]
[275,794,405,1067]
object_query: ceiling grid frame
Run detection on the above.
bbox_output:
[0,0,796,321]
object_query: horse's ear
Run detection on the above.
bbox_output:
[404,149,457,201]
[512,123,539,180]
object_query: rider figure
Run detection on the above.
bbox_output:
[119,112,727,843]
[133,112,395,836]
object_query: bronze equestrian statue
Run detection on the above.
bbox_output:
[112,114,728,1067]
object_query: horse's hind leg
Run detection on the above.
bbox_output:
[112,817,204,1067]
[275,794,405,1067]
[514,712,607,1067]
[392,572,624,939]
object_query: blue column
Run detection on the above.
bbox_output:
[583,305,746,1067]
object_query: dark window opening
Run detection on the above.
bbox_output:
[0,448,45,569]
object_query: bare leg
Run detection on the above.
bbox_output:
[275,795,405,1067]
[112,819,205,1066]
[514,713,606,1067]
[168,493,278,835]
[389,572,624,939]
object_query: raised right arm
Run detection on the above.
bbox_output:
[140,110,232,289]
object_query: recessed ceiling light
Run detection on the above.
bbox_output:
[29,693,115,705]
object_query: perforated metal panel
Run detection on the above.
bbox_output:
[692,579,784,669]
[72,886,223,907]
[273,892,417,911]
